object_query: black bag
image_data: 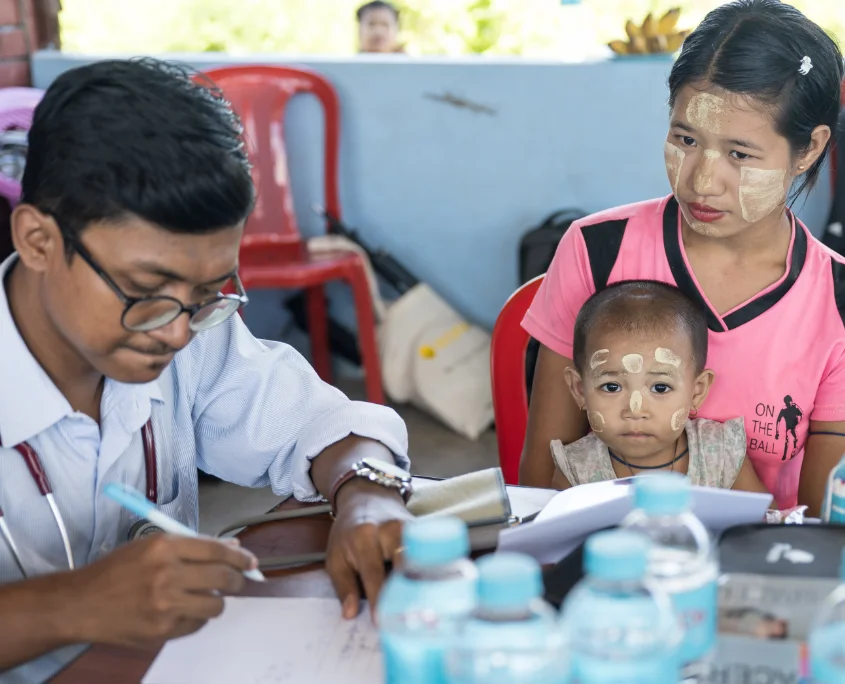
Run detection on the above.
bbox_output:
[822,109,845,254]
[519,209,585,285]
[519,209,585,399]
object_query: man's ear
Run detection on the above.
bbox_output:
[564,365,586,409]
[11,205,61,273]
[692,368,715,411]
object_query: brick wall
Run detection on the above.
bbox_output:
[0,0,59,88]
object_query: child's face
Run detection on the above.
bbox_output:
[566,328,713,460]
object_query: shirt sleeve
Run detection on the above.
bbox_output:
[186,315,409,502]
[520,221,596,359]
[812,347,845,422]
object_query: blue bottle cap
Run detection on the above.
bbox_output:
[633,472,691,515]
[584,530,649,581]
[476,553,542,610]
[403,516,469,567]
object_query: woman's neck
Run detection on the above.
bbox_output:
[6,263,104,422]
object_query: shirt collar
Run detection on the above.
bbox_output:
[0,254,164,448]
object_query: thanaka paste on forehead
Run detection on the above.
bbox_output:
[654,348,682,368]
[587,411,605,433]
[739,167,787,223]
[590,349,610,370]
[671,407,689,432]
[622,354,643,374]
[686,93,727,135]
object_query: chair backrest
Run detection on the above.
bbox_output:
[199,65,342,262]
[490,275,544,485]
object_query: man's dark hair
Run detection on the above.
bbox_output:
[21,58,254,249]
[356,1,399,22]
[572,280,709,375]
[669,0,844,201]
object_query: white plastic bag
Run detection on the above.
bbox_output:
[379,284,493,440]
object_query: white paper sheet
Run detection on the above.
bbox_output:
[142,597,382,684]
[498,479,772,565]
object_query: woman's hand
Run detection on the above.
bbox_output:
[521,345,589,487]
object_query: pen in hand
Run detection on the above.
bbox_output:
[103,482,266,582]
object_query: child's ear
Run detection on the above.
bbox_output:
[691,368,715,411]
[564,366,586,409]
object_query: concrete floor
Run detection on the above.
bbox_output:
[198,378,498,534]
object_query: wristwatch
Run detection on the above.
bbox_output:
[329,457,413,516]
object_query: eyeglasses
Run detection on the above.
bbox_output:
[63,234,249,333]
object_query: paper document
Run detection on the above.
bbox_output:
[498,479,772,565]
[143,597,382,684]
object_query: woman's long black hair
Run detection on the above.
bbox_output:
[668,0,844,200]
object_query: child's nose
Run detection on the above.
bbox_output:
[623,389,648,417]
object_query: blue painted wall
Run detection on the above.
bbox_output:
[32,52,833,334]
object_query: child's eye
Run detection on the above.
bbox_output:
[600,383,622,393]
[678,135,696,147]
[652,383,672,394]
[729,150,752,161]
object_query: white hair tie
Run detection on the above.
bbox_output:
[798,56,813,76]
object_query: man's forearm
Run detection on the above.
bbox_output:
[0,573,81,671]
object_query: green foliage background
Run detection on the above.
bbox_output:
[59,0,843,57]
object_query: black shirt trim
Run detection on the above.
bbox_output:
[581,219,627,292]
[662,197,807,332]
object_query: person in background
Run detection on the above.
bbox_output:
[357,1,402,54]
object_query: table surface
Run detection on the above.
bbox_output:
[50,484,556,683]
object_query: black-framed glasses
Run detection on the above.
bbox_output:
[64,234,249,333]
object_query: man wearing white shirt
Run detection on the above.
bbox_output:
[0,58,412,682]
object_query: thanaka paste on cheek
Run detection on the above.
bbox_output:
[654,348,682,368]
[590,349,609,370]
[664,141,685,195]
[587,411,605,433]
[622,354,643,374]
[671,407,690,432]
[739,167,787,223]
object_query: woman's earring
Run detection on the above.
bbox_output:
[689,407,698,418]
[798,164,806,170]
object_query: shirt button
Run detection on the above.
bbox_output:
[100,542,112,553]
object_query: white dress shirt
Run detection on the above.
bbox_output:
[0,254,409,683]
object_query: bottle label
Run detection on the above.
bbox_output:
[672,577,717,664]
[382,634,448,684]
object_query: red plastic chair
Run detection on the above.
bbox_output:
[200,65,384,404]
[490,275,544,485]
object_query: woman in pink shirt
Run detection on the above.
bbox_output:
[521,0,845,513]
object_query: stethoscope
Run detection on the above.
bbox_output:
[0,419,157,578]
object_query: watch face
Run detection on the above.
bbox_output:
[362,457,409,481]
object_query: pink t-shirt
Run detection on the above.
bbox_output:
[522,195,845,509]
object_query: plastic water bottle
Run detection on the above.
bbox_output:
[810,547,845,682]
[446,553,568,684]
[378,516,478,684]
[562,529,681,683]
[621,473,718,682]
[821,454,845,523]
